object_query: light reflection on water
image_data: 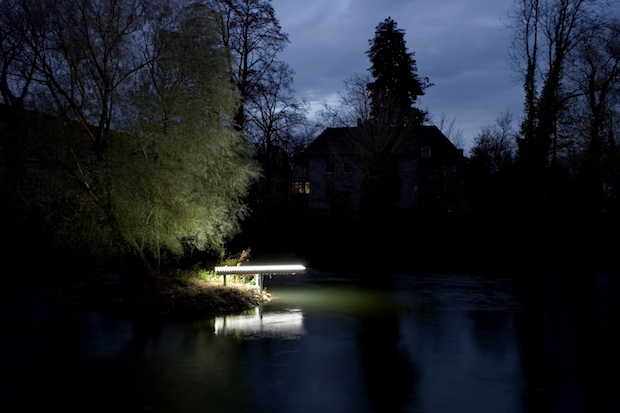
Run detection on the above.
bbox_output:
[247,272,526,413]
[214,307,305,340]
[1,270,618,413]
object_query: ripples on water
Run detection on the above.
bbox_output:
[0,270,618,412]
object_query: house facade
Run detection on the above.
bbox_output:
[291,125,466,214]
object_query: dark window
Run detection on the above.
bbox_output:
[325,161,335,174]
[421,146,431,158]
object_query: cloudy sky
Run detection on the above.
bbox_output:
[270,0,524,152]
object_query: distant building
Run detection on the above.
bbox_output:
[290,125,466,214]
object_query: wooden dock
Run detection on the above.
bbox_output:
[214,264,306,289]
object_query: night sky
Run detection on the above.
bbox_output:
[271,0,524,152]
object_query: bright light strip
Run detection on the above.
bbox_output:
[214,309,305,339]
[214,264,306,275]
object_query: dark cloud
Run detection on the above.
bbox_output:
[271,0,523,151]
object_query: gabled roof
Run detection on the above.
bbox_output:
[302,127,360,155]
[417,125,465,160]
[300,125,464,159]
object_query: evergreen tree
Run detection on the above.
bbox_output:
[366,17,431,126]
[358,18,431,215]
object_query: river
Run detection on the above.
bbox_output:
[1,269,618,412]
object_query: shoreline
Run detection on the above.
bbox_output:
[46,278,272,320]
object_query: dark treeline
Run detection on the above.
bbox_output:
[0,0,267,283]
[0,0,312,284]
[1,0,619,283]
[236,2,620,277]
[462,0,620,275]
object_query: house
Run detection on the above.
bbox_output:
[290,124,466,214]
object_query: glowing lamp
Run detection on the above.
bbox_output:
[214,264,306,289]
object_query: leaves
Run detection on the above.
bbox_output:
[1,0,260,274]
[366,17,432,125]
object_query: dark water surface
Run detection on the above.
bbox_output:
[1,270,618,413]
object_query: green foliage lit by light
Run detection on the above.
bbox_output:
[0,1,260,277]
[196,269,219,282]
[110,4,260,271]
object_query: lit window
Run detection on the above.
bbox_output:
[291,181,310,194]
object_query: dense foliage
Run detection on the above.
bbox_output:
[366,17,432,126]
[461,0,620,272]
[505,0,620,214]
[0,0,260,277]
[359,17,431,214]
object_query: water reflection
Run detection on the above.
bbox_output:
[255,273,526,413]
[214,307,305,339]
[1,271,618,413]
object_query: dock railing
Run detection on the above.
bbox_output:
[214,264,306,289]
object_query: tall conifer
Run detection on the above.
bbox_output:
[366,17,431,126]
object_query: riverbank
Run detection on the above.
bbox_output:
[46,276,272,320]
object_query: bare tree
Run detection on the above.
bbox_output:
[0,0,37,108]
[562,19,620,209]
[508,0,614,200]
[318,73,373,127]
[319,73,422,155]
[470,111,518,174]
[24,0,157,157]
[572,21,620,150]
[210,0,310,205]
[209,0,289,131]
[429,111,466,149]
[245,61,309,176]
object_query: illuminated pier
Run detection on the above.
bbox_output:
[214,264,306,289]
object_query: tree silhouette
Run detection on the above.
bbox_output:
[358,17,432,215]
[212,0,309,209]
[366,17,431,126]
[508,0,611,206]
[210,0,289,132]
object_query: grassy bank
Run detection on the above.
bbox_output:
[47,275,271,320]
